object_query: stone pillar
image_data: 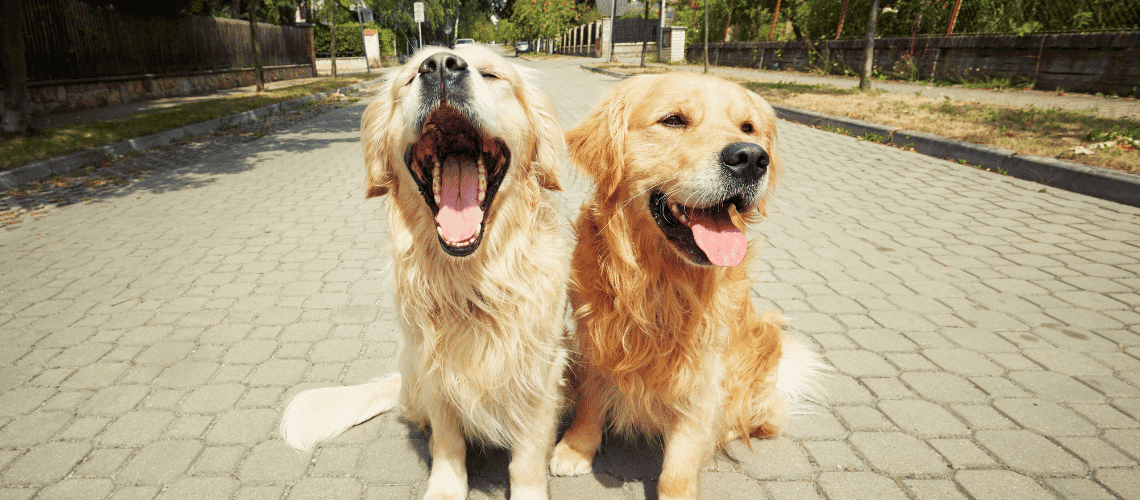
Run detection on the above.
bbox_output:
[363,29,381,68]
[601,17,613,60]
[665,26,686,63]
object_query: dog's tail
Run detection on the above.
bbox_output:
[279,374,401,452]
[776,338,830,416]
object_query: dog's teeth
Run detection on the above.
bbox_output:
[432,160,441,204]
[477,157,487,204]
[680,212,689,225]
[436,226,444,239]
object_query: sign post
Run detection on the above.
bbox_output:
[413,2,424,51]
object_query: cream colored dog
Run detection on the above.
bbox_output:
[280,45,569,500]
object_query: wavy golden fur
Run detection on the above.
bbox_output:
[280,45,569,500]
[549,73,827,500]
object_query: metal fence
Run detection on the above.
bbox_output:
[20,0,312,83]
[682,0,1140,44]
[613,18,660,43]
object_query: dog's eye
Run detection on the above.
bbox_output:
[742,122,754,133]
[481,72,500,80]
[661,114,687,128]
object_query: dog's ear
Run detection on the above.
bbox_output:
[527,89,564,192]
[565,83,629,201]
[361,97,396,198]
[514,66,563,192]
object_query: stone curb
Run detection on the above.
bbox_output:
[770,104,1140,208]
[578,64,1140,208]
[0,77,387,191]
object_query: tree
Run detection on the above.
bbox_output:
[511,0,578,42]
[859,0,879,91]
[1,0,28,134]
[247,0,264,90]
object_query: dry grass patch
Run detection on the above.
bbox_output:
[742,81,1140,175]
[589,63,668,75]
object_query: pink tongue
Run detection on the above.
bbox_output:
[435,156,483,243]
[689,210,746,267]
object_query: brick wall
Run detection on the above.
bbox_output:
[24,65,316,117]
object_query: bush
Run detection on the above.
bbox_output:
[314,23,394,57]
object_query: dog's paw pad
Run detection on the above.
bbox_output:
[549,443,593,476]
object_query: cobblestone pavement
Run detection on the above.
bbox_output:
[1,53,1139,500]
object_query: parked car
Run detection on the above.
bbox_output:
[455,38,475,47]
[515,41,530,53]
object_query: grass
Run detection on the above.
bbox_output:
[1,77,366,171]
[741,81,1140,175]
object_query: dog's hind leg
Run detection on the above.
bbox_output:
[423,404,468,500]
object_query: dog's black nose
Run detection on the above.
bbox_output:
[418,52,468,76]
[719,142,769,181]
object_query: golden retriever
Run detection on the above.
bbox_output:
[548,73,827,500]
[280,45,569,500]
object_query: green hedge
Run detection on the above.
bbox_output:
[315,23,394,57]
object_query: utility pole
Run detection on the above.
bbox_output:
[703,0,708,73]
[656,0,665,63]
[860,0,880,91]
[247,0,264,90]
[609,0,617,62]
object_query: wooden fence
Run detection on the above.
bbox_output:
[20,0,312,83]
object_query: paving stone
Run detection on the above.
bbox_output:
[1055,436,1137,467]
[825,351,898,377]
[96,411,175,446]
[848,432,949,476]
[921,348,1004,376]
[356,437,430,485]
[190,446,248,476]
[1044,478,1118,500]
[878,400,969,437]
[1071,403,1140,428]
[927,439,996,469]
[205,409,278,445]
[1023,348,1114,376]
[783,408,848,440]
[287,477,362,499]
[902,479,969,500]
[696,471,768,499]
[862,377,917,400]
[179,384,246,415]
[117,440,203,485]
[0,441,91,485]
[0,412,73,447]
[802,440,868,471]
[974,430,1086,475]
[833,405,896,431]
[992,398,1096,436]
[36,478,114,500]
[846,330,918,353]
[954,470,1053,500]
[1008,371,1104,403]
[1096,468,1140,500]
[1103,429,1140,461]
[824,375,876,405]
[73,448,133,477]
[160,476,239,500]
[763,481,822,500]
[725,437,814,480]
[817,471,907,500]
[900,372,987,403]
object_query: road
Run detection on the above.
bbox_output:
[0,53,1138,500]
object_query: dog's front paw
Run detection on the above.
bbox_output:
[549,441,594,476]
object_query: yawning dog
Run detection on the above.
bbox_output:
[280,45,569,500]
[548,73,828,500]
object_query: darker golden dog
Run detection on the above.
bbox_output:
[549,73,827,500]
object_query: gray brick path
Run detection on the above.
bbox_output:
[1,54,1139,499]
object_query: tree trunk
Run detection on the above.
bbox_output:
[860,0,880,91]
[331,4,338,78]
[2,0,29,134]
[247,0,264,91]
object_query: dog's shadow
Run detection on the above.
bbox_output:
[399,414,667,499]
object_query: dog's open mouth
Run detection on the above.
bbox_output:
[649,191,748,267]
[404,105,510,256]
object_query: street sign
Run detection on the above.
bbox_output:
[413,2,424,23]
